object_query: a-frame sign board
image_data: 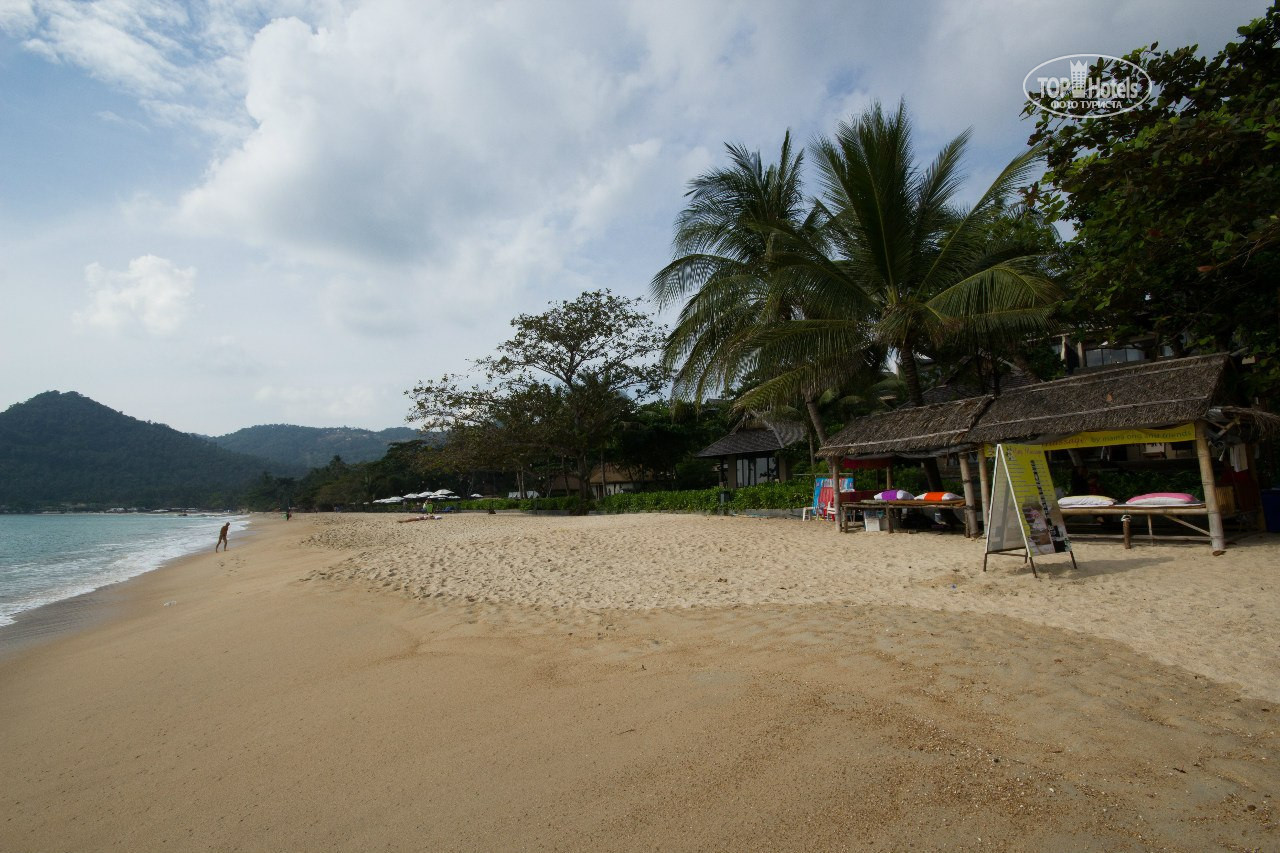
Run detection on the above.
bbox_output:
[983,443,1078,578]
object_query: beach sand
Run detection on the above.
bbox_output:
[1,512,1276,851]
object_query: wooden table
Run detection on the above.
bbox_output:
[1059,504,1209,548]
[843,499,970,535]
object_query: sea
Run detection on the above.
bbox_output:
[0,513,249,627]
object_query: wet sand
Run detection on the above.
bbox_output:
[1,513,1276,851]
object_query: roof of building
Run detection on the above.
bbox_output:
[819,353,1238,458]
[920,360,1042,404]
[963,353,1229,444]
[818,396,993,459]
[695,418,808,458]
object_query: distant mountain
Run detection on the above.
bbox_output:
[0,391,289,510]
[210,424,431,469]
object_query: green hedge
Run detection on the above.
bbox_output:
[448,473,976,515]
[453,496,589,512]
[595,481,811,513]
[447,481,816,514]
[594,480,814,513]
[436,465,1203,517]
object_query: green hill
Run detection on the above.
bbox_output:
[0,392,287,510]
[210,424,429,469]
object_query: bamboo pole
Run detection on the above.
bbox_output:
[977,444,991,534]
[957,451,977,538]
[1194,421,1227,554]
[830,457,843,534]
[885,463,894,533]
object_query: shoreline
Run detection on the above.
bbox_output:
[2,513,1276,851]
[0,516,258,663]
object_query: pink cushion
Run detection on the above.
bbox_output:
[1126,492,1197,506]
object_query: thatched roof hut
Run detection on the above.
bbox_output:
[695,419,807,458]
[818,396,993,460]
[815,353,1253,552]
[695,414,808,489]
[964,353,1230,445]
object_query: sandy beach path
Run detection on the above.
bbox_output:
[1,513,1276,852]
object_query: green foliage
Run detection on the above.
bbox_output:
[408,290,668,511]
[1094,468,1204,502]
[597,480,811,513]
[611,400,731,488]
[804,101,1062,407]
[598,488,720,513]
[1027,6,1280,401]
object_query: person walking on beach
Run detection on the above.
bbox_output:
[215,522,230,552]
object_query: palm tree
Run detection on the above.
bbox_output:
[651,133,875,443]
[654,103,1062,478]
[802,100,1061,406]
[652,131,809,396]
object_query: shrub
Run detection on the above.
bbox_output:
[1096,468,1203,501]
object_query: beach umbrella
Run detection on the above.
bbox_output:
[470,493,483,498]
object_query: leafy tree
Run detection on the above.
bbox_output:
[1026,6,1280,399]
[609,400,731,489]
[408,290,667,509]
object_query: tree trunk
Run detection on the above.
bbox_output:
[805,396,827,446]
[899,344,943,490]
[576,452,591,513]
[899,348,925,407]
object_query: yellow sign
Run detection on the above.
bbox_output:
[986,443,1072,558]
[982,423,1194,456]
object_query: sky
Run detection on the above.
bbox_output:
[0,0,1269,436]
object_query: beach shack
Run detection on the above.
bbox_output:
[962,353,1271,553]
[818,353,1274,553]
[695,417,807,489]
[818,397,992,535]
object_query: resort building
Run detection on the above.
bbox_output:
[696,417,807,489]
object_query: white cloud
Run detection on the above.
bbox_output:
[0,0,36,31]
[6,0,1271,435]
[196,335,263,378]
[318,275,420,339]
[75,254,196,336]
[253,382,380,424]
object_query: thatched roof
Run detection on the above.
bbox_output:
[696,419,807,458]
[817,353,1237,459]
[964,353,1229,445]
[920,357,1041,404]
[818,397,993,459]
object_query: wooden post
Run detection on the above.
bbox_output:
[830,457,843,533]
[1194,421,1227,554]
[958,451,978,538]
[1247,442,1265,530]
[976,444,991,535]
[885,463,894,533]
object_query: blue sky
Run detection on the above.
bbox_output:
[0,0,1268,435]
